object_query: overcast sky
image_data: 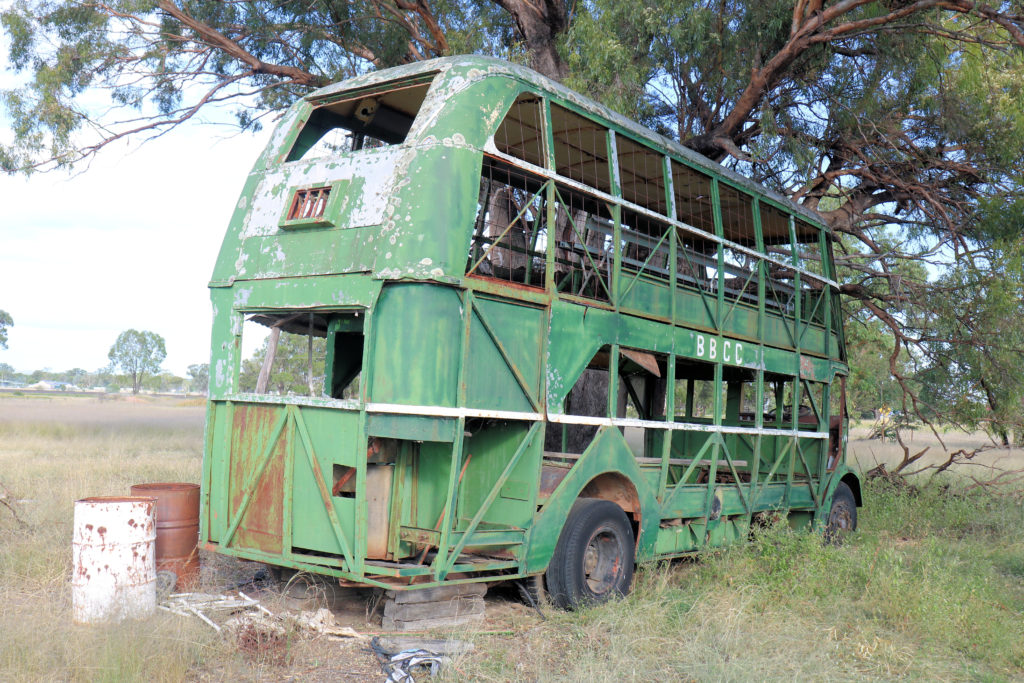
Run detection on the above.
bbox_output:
[0,11,284,378]
[0,121,272,377]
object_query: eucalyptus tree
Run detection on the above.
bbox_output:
[108,329,167,394]
[565,1,1024,443]
[5,0,1024,444]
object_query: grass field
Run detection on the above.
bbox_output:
[0,393,1022,681]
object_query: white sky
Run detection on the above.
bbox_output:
[0,11,281,377]
[0,123,272,376]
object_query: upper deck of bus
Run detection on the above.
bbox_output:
[210,55,842,364]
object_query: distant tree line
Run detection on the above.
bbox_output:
[0,325,209,395]
[0,363,209,395]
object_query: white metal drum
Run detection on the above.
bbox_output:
[72,496,157,624]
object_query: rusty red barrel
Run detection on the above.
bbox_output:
[129,483,200,590]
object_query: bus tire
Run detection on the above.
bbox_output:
[545,498,635,609]
[824,482,857,544]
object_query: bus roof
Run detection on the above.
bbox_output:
[305,56,826,231]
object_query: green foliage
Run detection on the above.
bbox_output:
[142,371,186,393]
[454,480,1024,680]
[187,363,209,394]
[107,329,166,394]
[0,309,11,349]
[915,233,1024,444]
[0,0,518,171]
[844,318,905,418]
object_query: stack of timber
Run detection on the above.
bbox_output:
[382,583,487,631]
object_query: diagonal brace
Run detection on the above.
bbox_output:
[441,422,541,579]
[290,405,356,571]
[471,298,540,411]
[222,409,289,548]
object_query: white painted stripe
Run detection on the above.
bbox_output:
[548,413,829,439]
[366,403,544,421]
[229,393,359,409]
[226,396,829,439]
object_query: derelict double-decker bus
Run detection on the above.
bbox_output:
[200,56,860,607]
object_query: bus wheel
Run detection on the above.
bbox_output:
[546,498,635,609]
[824,482,857,544]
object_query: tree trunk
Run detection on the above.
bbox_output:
[256,327,281,394]
[492,0,569,81]
[979,377,1009,447]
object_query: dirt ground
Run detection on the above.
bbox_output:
[192,549,543,680]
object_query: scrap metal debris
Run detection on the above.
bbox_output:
[161,590,364,642]
[370,636,470,682]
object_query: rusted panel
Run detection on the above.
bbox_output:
[538,463,570,502]
[366,464,394,560]
[579,472,642,517]
[229,405,286,554]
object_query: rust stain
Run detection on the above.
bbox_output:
[229,405,286,554]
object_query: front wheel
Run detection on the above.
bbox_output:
[545,498,635,609]
[824,482,857,544]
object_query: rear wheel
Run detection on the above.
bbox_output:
[824,482,857,544]
[545,498,635,609]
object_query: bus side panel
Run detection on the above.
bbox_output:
[409,441,455,532]
[544,301,616,408]
[225,403,289,554]
[619,279,672,322]
[369,283,462,408]
[205,400,232,543]
[375,145,483,280]
[465,297,543,413]
[459,422,541,532]
[207,402,365,566]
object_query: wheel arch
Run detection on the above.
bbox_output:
[840,471,863,507]
[579,471,642,522]
[523,428,659,574]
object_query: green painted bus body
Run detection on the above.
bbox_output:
[200,56,860,589]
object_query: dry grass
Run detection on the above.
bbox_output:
[0,395,219,682]
[447,481,1024,682]
[848,423,1024,481]
[2,395,1022,681]
[0,395,385,682]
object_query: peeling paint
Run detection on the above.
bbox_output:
[201,57,856,594]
